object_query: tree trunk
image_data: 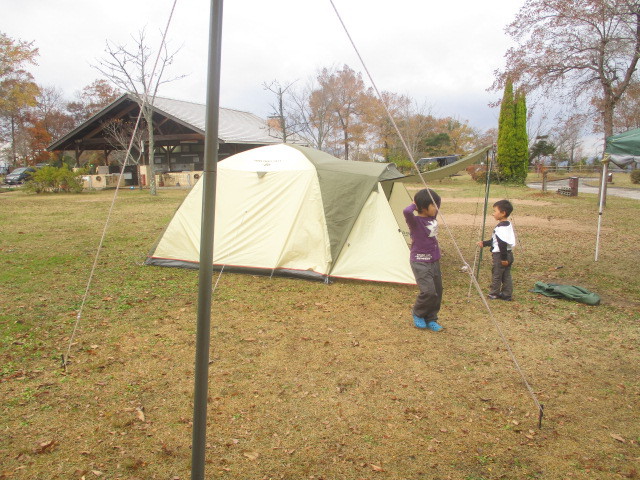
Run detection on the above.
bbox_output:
[146,108,157,195]
[602,100,615,148]
[278,93,287,143]
[343,128,349,160]
[11,116,17,166]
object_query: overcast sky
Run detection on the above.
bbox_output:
[4,0,526,132]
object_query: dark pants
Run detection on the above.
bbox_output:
[411,261,442,322]
[490,251,514,299]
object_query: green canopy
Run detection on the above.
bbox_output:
[605,128,640,155]
[605,128,640,168]
[397,146,491,183]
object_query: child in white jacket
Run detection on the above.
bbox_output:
[477,200,516,301]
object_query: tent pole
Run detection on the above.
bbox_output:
[191,1,223,479]
[594,156,609,262]
[475,147,494,279]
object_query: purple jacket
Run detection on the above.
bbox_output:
[403,204,441,263]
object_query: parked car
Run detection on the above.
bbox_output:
[4,167,36,185]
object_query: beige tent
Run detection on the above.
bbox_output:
[146,144,416,284]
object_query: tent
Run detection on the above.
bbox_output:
[605,128,640,168]
[145,143,417,284]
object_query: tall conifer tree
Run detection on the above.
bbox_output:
[497,79,515,180]
[513,88,529,184]
[496,79,528,184]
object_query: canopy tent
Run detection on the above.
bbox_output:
[605,128,640,168]
[595,128,640,260]
[398,146,490,183]
[146,143,416,284]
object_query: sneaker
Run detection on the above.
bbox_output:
[500,295,513,301]
[412,313,427,329]
[488,294,500,300]
[426,321,443,332]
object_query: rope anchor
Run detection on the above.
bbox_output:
[538,404,544,429]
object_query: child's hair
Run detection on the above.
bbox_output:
[414,188,441,213]
[493,199,513,217]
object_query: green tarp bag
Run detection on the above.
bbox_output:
[532,281,601,306]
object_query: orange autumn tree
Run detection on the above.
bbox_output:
[0,32,39,166]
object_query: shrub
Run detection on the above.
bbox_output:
[468,164,503,184]
[631,169,640,184]
[24,166,85,193]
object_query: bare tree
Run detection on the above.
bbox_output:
[552,114,587,167]
[494,0,640,146]
[32,86,76,142]
[103,119,147,163]
[286,74,337,151]
[94,29,184,194]
[397,102,438,162]
[102,118,148,188]
[263,80,299,142]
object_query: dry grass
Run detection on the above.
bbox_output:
[1,177,639,480]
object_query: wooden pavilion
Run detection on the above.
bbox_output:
[48,93,297,183]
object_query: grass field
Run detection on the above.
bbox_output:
[1,175,639,480]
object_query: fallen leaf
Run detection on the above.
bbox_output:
[243,451,259,461]
[34,440,57,454]
[610,433,626,443]
[135,407,145,422]
[371,464,384,472]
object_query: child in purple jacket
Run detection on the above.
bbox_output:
[403,188,444,332]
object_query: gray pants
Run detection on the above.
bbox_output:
[411,261,442,322]
[490,251,514,299]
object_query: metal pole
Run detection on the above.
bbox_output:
[594,156,609,262]
[476,147,494,279]
[191,1,223,479]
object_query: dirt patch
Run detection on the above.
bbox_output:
[440,213,608,232]
[405,185,459,192]
[442,196,553,206]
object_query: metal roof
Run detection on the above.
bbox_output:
[151,95,289,144]
[48,93,303,150]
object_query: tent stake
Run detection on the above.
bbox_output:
[538,404,544,429]
[191,1,223,479]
